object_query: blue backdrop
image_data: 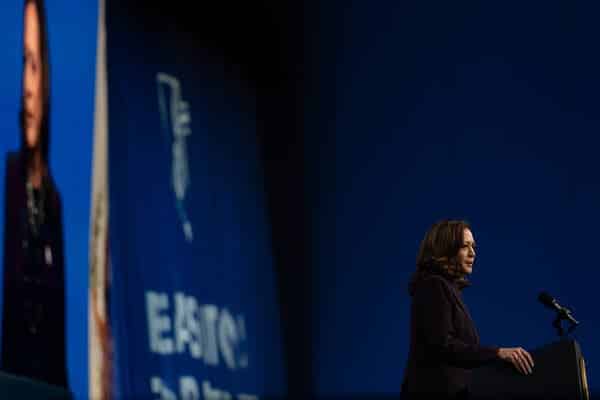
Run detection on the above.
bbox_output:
[307,0,600,396]
[0,2,96,399]
[106,3,285,399]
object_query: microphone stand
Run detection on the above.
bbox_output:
[552,308,579,339]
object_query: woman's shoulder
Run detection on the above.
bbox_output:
[4,151,24,194]
[414,273,455,296]
[5,150,22,175]
[420,273,451,285]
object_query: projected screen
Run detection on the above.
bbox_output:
[0,0,96,398]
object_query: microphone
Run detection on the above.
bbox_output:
[538,291,579,325]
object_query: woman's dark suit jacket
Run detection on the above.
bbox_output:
[400,273,500,399]
[1,151,67,387]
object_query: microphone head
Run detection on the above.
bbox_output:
[538,291,555,309]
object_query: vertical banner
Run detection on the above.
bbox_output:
[106,2,286,399]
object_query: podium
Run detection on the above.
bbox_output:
[470,339,589,400]
[0,371,71,399]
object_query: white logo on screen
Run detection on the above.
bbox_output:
[156,73,193,242]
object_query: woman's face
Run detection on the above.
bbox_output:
[456,228,476,275]
[23,2,43,149]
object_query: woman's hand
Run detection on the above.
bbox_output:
[497,347,535,375]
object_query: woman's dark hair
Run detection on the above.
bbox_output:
[408,219,472,296]
[20,0,51,165]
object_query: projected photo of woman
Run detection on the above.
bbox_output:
[1,0,67,388]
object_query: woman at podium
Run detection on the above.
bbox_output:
[400,220,534,399]
[1,0,67,388]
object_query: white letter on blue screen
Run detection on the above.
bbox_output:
[146,291,174,354]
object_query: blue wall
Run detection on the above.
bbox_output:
[308,1,600,396]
